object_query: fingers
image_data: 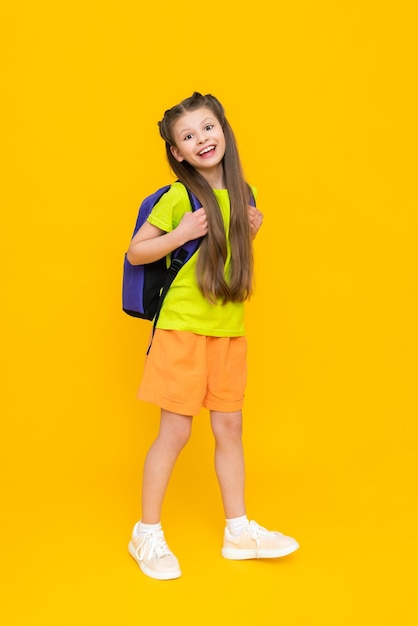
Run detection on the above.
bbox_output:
[178,207,208,239]
[194,207,208,234]
[248,206,263,232]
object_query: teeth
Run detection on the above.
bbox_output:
[199,146,215,155]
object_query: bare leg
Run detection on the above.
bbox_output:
[141,409,193,524]
[210,410,246,519]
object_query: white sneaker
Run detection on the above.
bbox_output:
[128,527,181,580]
[222,520,299,560]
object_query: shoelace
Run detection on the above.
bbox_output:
[136,530,172,562]
[248,520,272,541]
[248,520,281,557]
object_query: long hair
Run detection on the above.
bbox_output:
[158,92,254,304]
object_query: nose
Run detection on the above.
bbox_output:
[197,131,208,144]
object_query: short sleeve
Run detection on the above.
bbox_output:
[147,183,191,232]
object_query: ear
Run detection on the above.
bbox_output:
[170,146,184,162]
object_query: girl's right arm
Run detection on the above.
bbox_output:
[126,207,208,265]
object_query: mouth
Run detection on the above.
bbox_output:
[198,145,216,157]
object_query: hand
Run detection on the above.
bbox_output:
[248,205,263,238]
[176,207,208,243]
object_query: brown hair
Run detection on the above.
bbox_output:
[158,92,254,304]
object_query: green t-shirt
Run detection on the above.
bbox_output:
[147,181,254,337]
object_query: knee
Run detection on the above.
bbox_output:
[172,424,192,450]
[211,412,243,443]
[159,419,192,451]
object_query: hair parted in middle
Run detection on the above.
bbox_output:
[158,92,254,305]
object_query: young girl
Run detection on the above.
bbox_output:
[126,92,299,580]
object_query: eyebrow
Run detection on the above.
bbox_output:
[177,117,215,136]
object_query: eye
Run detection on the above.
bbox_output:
[184,133,193,141]
[204,124,214,131]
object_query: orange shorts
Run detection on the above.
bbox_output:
[137,329,247,415]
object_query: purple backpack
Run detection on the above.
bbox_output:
[122,184,202,331]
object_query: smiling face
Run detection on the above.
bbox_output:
[169,107,226,182]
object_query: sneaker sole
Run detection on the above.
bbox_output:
[128,541,182,580]
[222,541,300,560]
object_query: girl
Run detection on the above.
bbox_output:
[126,92,299,580]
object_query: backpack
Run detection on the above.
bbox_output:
[122,183,256,353]
[122,183,202,336]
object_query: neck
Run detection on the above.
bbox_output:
[200,166,225,190]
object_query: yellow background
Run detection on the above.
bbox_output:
[1,1,417,624]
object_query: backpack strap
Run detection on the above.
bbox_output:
[146,186,202,354]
